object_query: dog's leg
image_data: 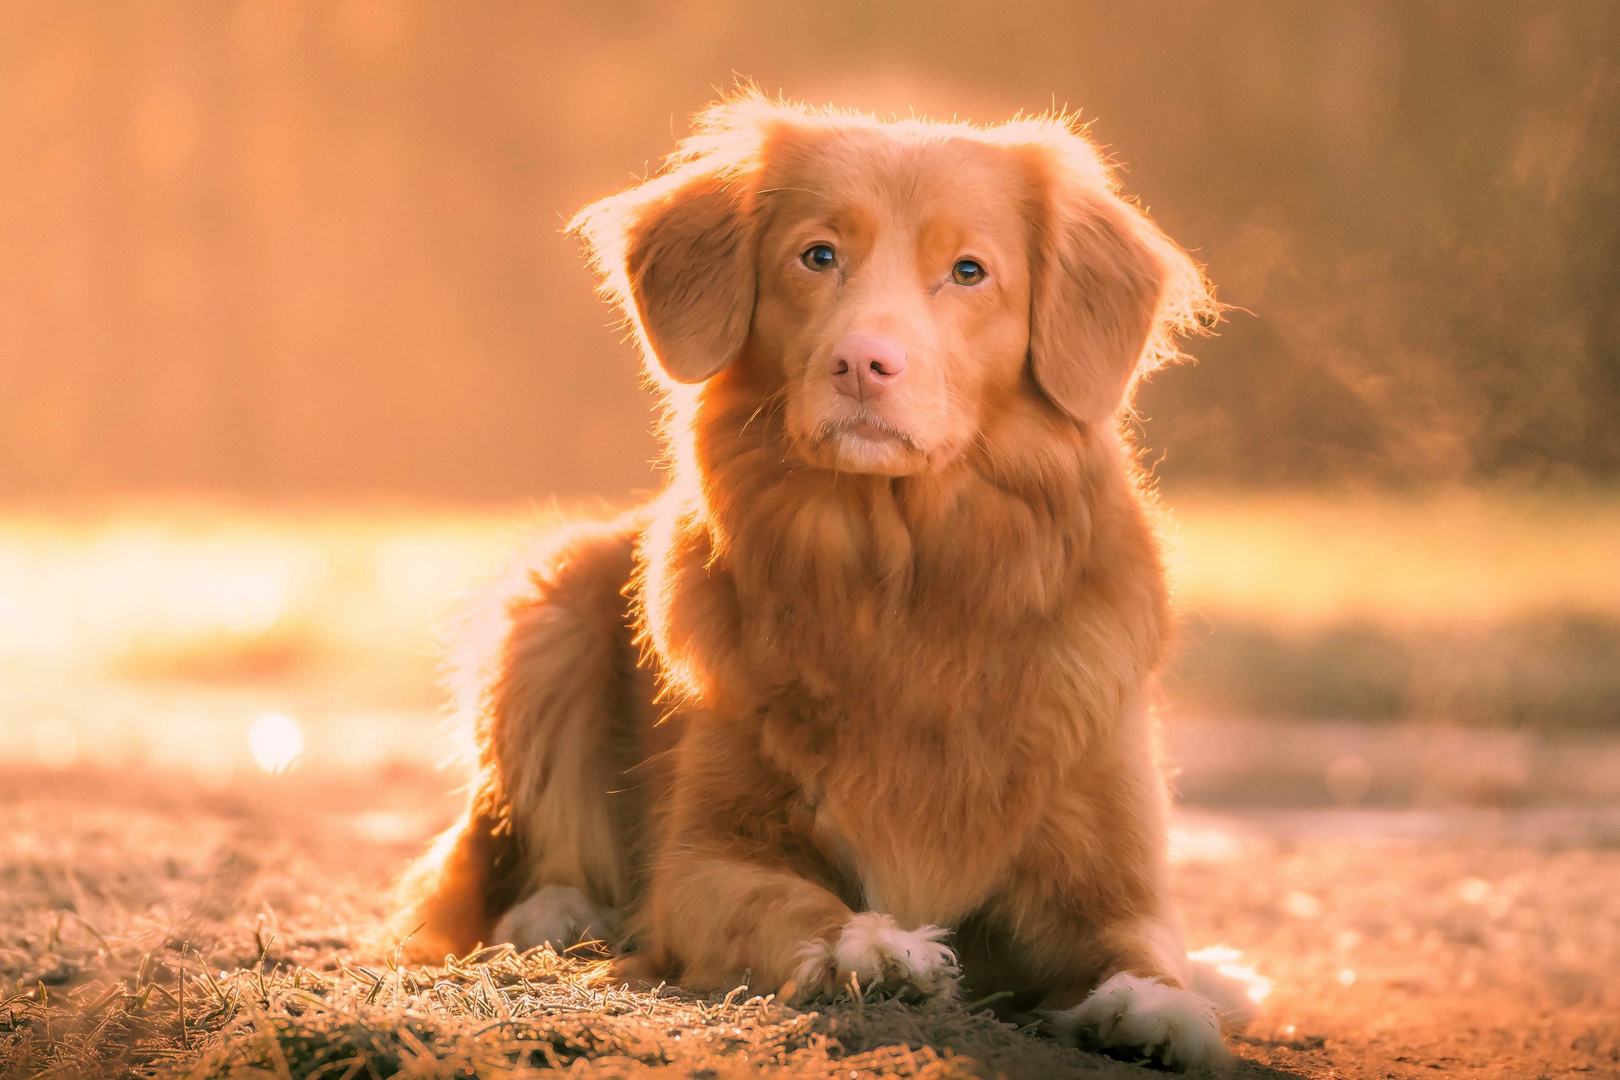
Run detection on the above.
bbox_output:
[384,784,526,962]
[638,723,957,1001]
[388,516,660,961]
[472,520,659,943]
[993,697,1230,1070]
[791,911,957,999]
[646,855,852,994]
[993,839,1229,1070]
[1037,923,1229,1073]
[492,883,619,952]
[646,853,957,1001]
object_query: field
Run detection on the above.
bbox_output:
[5,766,1617,1079]
[1161,491,1620,731]
[3,490,1618,1077]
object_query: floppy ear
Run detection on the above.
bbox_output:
[572,164,757,385]
[1024,141,1211,427]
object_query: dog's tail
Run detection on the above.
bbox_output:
[1186,946,1270,1031]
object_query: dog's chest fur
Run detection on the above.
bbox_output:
[748,668,1054,927]
[645,445,1165,927]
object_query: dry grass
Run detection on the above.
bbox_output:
[0,769,1146,1080]
[5,944,1045,1079]
[6,947,1102,1079]
[5,767,1619,1079]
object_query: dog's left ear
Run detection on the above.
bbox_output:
[571,157,758,385]
[1024,142,1210,427]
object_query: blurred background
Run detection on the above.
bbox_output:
[1,0,1617,804]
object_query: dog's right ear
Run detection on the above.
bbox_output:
[1016,128,1216,428]
[571,158,758,385]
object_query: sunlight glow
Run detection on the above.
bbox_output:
[349,811,420,844]
[249,712,304,774]
[1167,824,1240,865]
[1164,492,1620,628]
[33,718,80,769]
[214,570,288,636]
[1282,890,1324,919]
[188,740,237,791]
[1189,944,1274,1004]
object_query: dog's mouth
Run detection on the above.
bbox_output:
[794,411,927,476]
[813,413,922,453]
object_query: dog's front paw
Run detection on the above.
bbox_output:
[790,912,956,1001]
[492,884,615,953]
[1051,972,1229,1072]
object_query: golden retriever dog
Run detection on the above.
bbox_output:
[391,94,1227,1069]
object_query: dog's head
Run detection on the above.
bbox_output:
[573,95,1213,477]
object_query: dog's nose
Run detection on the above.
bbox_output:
[830,334,907,401]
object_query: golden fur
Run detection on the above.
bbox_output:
[390,94,1223,1065]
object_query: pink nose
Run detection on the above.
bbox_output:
[830,334,908,401]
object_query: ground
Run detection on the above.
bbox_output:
[2,498,1617,1077]
[3,764,1616,1079]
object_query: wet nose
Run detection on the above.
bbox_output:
[830,334,908,401]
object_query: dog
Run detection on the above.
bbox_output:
[390,94,1227,1070]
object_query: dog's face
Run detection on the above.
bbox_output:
[751,133,1035,474]
[574,98,1211,477]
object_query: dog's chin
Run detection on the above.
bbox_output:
[800,419,929,476]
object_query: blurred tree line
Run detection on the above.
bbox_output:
[1,0,1615,500]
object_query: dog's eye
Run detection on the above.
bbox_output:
[951,258,986,285]
[800,244,837,272]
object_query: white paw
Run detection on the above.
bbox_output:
[1051,972,1229,1072]
[791,912,956,1000]
[492,884,616,952]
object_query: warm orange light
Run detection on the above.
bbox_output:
[249,712,305,774]
[1189,945,1273,1004]
[33,718,80,769]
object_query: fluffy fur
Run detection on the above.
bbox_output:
[1051,972,1228,1070]
[389,93,1224,1068]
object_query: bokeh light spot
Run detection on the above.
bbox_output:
[1168,825,1240,865]
[1282,890,1323,919]
[249,712,304,774]
[1188,944,1274,1004]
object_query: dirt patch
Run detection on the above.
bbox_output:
[2,767,1616,1078]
